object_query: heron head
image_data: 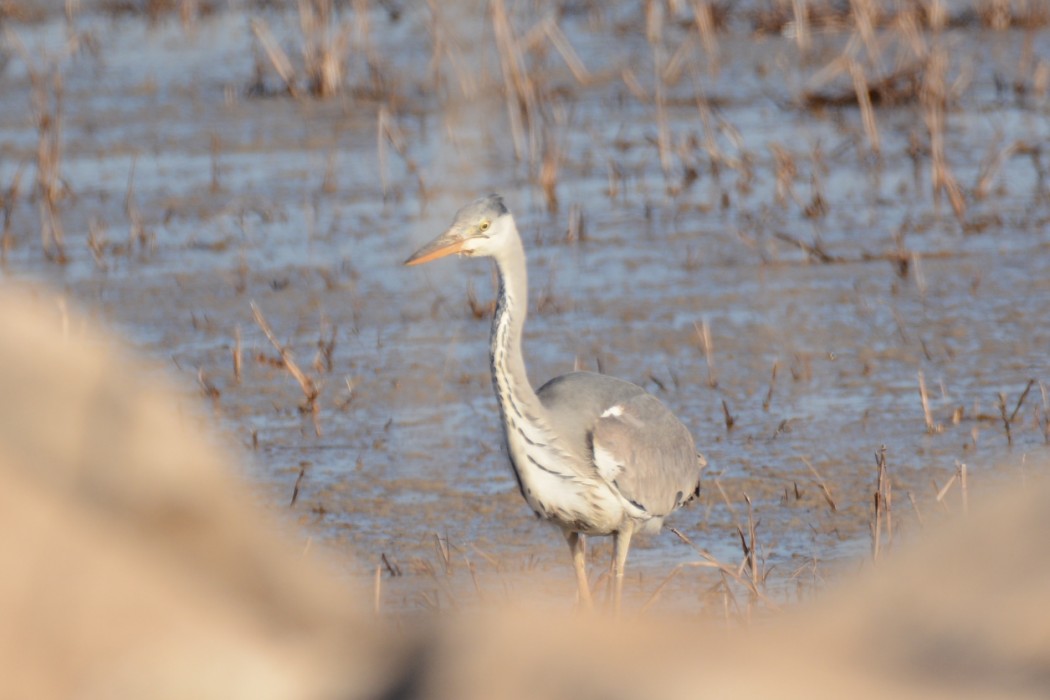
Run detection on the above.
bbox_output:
[404,194,512,266]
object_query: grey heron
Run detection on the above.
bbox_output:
[405,194,704,612]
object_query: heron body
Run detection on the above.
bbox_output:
[406,194,704,611]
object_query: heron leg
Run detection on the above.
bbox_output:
[611,522,635,616]
[565,531,593,610]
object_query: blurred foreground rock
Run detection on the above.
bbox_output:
[1,283,1047,699]
[0,287,406,699]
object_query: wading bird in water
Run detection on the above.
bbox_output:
[405,194,704,613]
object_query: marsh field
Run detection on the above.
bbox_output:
[1,0,1048,616]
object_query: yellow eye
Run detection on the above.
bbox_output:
[479,221,490,232]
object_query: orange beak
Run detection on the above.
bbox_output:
[404,232,467,266]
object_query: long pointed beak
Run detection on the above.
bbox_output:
[404,230,466,266]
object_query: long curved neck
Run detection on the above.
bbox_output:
[487,220,596,520]
[489,222,545,427]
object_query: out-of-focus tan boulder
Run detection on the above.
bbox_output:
[0,286,403,699]
[414,470,1050,700]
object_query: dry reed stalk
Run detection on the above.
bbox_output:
[433,531,451,575]
[848,58,881,155]
[957,461,968,513]
[0,163,25,264]
[290,461,308,506]
[35,71,65,263]
[738,494,760,592]
[1040,381,1050,444]
[299,0,351,97]
[885,456,893,543]
[376,106,427,204]
[926,0,948,31]
[209,133,222,193]
[1034,59,1050,99]
[250,301,322,433]
[321,152,338,194]
[55,295,69,340]
[418,555,461,611]
[712,478,737,516]
[717,571,733,622]
[803,32,922,110]
[791,0,811,54]
[849,0,882,69]
[517,15,548,51]
[773,230,837,263]
[566,203,585,243]
[250,19,300,97]
[662,34,697,85]
[871,445,890,561]
[605,159,624,201]
[770,144,798,206]
[788,556,825,598]
[376,107,391,197]
[917,370,938,433]
[539,131,561,214]
[997,378,1036,446]
[979,0,1012,29]
[935,471,957,506]
[922,45,966,220]
[424,0,476,98]
[694,319,717,387]
[621,67,649,102]
[233,325,242,384]
[9,35,70,264]
[721,399,735,432]
[197,368,220,404]
[543,19,592,85]
[907,490,925,527]
[639,566,681,613]
[803,38,855,98]
[334,376,355,411]
[351,0,382,93]
[670,528,779,611]
[381,552,402,577]
[87,217,108,270]
[465,557,485,603]
[691,0,720,74]
[125,154,151,253]
[912,251,927,296]
[694,97,722,177]
[762,359,778,411]
[974,140,1021,200]
[646,0,674,182]
[313,319,337,374]
[893,6,927,58]
[804,174,829,218]
[1014,381,1035,425]
[996,393,1010,446]
[801,456,837,512]
[179,0,198,29]
[468,544,500,572]
[491,0,539,163]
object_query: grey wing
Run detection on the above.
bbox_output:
[591,393,700,518]
[537,371,648,464]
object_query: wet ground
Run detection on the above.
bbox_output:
[1,1,1049,615]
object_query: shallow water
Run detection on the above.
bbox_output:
[2,1,1048,613]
